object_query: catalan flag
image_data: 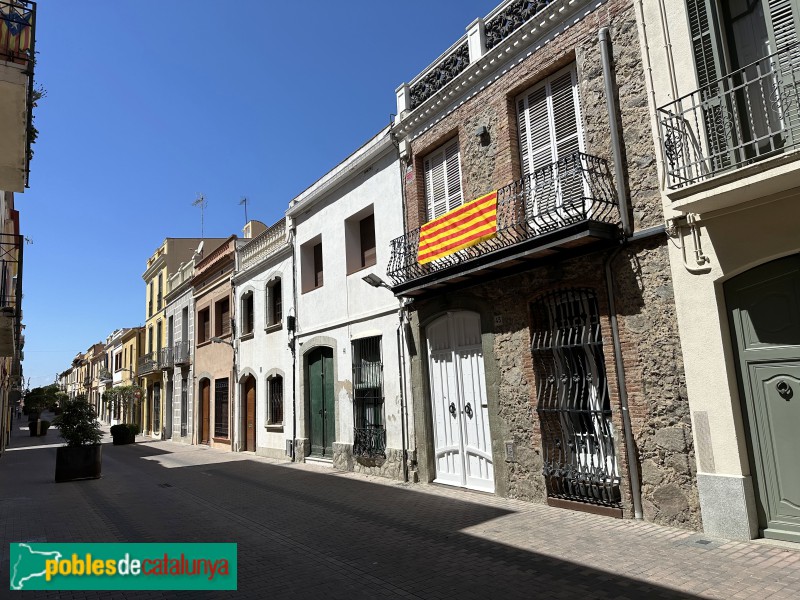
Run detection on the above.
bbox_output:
[0,8,32,57]
[417,190,498,265]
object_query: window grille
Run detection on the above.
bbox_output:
[351,336,385,458]
[530,288,621,507]
[215,378,229,438]
[152,385,161,433]
[268,376,283,425]
[180,377,188,437]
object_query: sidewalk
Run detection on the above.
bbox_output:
[1,416,799,599]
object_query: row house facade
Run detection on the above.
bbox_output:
[286,128,411,477]
[163,258,197,444]
[120,326,144,427]
[191,235,238,450]
[233,218,294,458]
[0,0,35,455]
[389,0,697,526]
[638,0,800,543]
[140,237,225,438]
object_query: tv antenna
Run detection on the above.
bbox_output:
[192,193,208,237]
[239,196,249,224]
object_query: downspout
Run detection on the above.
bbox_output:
[599,27,632,239]
[289,223,298,461]
[396,309,408,483]
[600,26,642,519]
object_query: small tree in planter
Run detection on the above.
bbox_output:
[53,395,103,482]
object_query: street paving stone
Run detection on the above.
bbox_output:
[2,414,800,599]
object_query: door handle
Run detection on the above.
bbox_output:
[449,402,456,418]
[777,380,793,400]
[464,402,473,418]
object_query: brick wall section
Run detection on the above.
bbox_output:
[403,0,661,231]
[402,0,699,529]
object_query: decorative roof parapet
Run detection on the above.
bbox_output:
[409,42,470,110]
[395,0,596,138]
[167,261,194,294]
[239,219,288,272]
[193,236,236,279]
[484,0,554,50]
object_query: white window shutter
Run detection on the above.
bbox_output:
[424,140,463,220]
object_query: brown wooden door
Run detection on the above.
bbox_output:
[245,376,256,451]
[200,379,210,444]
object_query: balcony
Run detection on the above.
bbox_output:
[387,152,619,296]
[173,340,190,366]
[0,233,22,357]
[0,1,36,192]
[138,351,159,375]
[658,44,800,213]
[159,346,173,370]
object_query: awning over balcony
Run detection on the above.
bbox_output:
[387,152,620,297]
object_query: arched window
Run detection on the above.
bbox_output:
[241,291,254,336]
[267,375,283,425]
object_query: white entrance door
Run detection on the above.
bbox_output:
[427,311,494,492]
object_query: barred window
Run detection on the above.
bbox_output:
[180,377,188,437]
[530,288,620,507]
[267,375,283,425]
[351,336,385,458]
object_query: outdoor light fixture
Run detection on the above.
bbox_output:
[475,125,490,146]
[210,336,235,348]
[362,273,391,290]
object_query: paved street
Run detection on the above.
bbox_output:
[2,415,800,599]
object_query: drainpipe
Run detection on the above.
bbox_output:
[289,223,299,461]
[600,25,644,520]
[396,306,409,483]
[599,27,633,238]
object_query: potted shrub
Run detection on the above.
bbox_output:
[53,396,103,483]
[110,423,136,445]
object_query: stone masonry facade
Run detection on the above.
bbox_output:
[401,0,700,529]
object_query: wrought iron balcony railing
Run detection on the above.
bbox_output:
[159,346,173,370]
[0,1,35,65]
[138,351,159,375]
[658,43,800,189]
[173,340,190,365]
[353,426,386,459]
[387,152,617,286]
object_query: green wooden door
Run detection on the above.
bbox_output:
[308,347,334,457]
[726,254,800,543]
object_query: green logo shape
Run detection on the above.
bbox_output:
[9,543,237,590]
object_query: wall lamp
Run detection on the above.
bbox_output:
[475,125,490,146]
[362,273,392,290]
[210,337,235,349]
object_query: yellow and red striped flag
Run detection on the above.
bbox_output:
[417,191,498,265]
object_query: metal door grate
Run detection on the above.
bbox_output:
[352,336,385,458]
[531,288,621,507]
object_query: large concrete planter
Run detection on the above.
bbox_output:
[55,445,102,483]
[111,430,135,445]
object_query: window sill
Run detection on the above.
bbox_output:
[265,424,283,432]
[265,323,282,334]
[240,332,255,342]
[212,437,231,444]
[197,340,212,348]
[346,261,377,277]
[301,285,323,295]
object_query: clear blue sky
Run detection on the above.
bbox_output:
[20,0,497,388]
